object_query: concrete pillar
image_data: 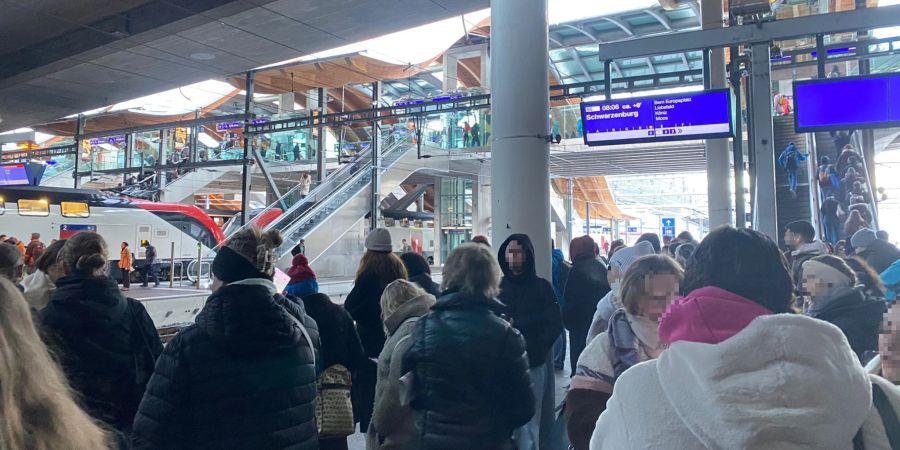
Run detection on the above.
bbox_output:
[433,179,442,266]
[444,54,459,92]
[749,42,778,239]
[370,81,381,230]
[701,0,733,229]
[157,129,167,189]
[316,87,327,182]
[240,71,254,225]
[480,45,491,91]
[490,0,552,278]
[73,115,84,188]
[565,177,574,257]
[278,92,296,115]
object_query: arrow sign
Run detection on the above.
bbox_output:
[661,218,675,228]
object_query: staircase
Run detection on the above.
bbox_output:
[772,115,812,247]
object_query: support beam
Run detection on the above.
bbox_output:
[603,17,635,36]
[240,71,254,226]
[571,50,593,81]
[598,4,900,60]
[492,0,552,279]
[702,0,733,229]
[73,114,84,188]
[444,54,459,92]
[370,81,381,230]
[417,72,443,91]
[316,87,326,183]
[566,177,574,251]
[749,42,778,239]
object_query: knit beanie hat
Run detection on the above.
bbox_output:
[365,228,393,253]
[609,241,655,273]
[801,260,852,290]
[287,253,316,284]
[851,228,877,250]
[569,235,597,260]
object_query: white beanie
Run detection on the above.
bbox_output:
[365,228,393,252]
[609,241,655,272]
[801,260,852,290]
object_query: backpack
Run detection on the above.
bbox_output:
[853,381,900,449]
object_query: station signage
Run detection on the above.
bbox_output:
[661,217,676,239]
[581,89,732,146]
[88,135,126,145]
[794,73,900,132]
[0,163,29,186]
[216,118,269,131]
[59,224,97,239]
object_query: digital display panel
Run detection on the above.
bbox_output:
[581,89,732,146]
[0,163,29,186]
[794,73,900,132]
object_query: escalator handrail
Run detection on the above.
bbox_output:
[274,136,415,255]
[850,133,880,230]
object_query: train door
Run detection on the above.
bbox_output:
[135,224,152,260]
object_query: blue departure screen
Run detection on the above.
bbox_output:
[794,73,900,131]
[0,163,29,186]
[581,89,732,146]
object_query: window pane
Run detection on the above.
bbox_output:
[18,199,49,216]
[61,202,90,218]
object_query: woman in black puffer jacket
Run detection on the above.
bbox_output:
[40,232,162,433]
[562,235,610,376]
[402,243,534,450]
[131,228,321,450]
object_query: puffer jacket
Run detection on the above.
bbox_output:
[562,256,610,373]
[498,234,564,367]
[40,275,162,432]
[368,293,435,450]
[131,279,320,450]
[806,286,885,360]
[345,272,392,358]
[401,291,535,450]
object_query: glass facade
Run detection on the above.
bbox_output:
[439,177,473,262]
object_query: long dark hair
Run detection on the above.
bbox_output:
[355,251,408,285]
[682,226,794,313]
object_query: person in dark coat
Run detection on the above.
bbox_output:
[852,228,900,274]
[562,235,611,377]
[402,243,535,450]
[801,256,884,361]
[551,245,571,370]
[131,228,321,450]
[344,228,408,430]
[497,234,563,450]
[40,232,162,433]
[400,251,441,297]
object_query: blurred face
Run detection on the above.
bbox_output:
[801,273,830,301]
[121,242,127,249]
[636,274,680,322]
[784,230,802,249]
[506,241,525,274]
[47,261,65,283]
[880,304,900,382]
[211,274,224,292]
[608,266,621,286]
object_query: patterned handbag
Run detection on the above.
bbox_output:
[316,364,355,437]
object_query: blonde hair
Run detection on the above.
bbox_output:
[0,278,114,449]
[225,227,284,277]
[442,243,501,298]
[381,279,426,323]
[58,232,108,277]
[620,254,684,316]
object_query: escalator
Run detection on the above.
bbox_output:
[772,115,813,246]
[812,130,880,231]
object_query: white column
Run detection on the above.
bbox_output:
[749,42,778,239]
[444,54,459,92]
[491,0,552,279]
[702,0,734,228]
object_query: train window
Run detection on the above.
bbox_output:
[17,199,49,217]
[61,201,90,218]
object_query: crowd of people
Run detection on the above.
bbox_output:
[1,221,899,449]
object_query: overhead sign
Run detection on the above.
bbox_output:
[59,224,97,239]
[0,163,29,186]
[216,118,269,131]
[626,226,639,233]
[581,89,732,146]
[794,73,900,132]
[661,217,676,239]
[88,135,126,145]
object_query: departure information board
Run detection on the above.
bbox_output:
[581,89,732,146]
[794,73,900,132]
[0,163,29,186]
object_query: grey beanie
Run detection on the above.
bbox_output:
[851,228,877,250]
[609,241,655,272]
[365,228,393,252]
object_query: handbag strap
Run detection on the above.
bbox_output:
[873,382,900,449]
[290,313,314,353]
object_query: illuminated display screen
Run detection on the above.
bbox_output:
[794,73,900,132]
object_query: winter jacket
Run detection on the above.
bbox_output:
[368,293,435,450]
[591,312,900,450]
[858,239,900,274]
[401,291,535,450]
[131,279,321,450]
[567,310,660,450]
[882,260,900,302]
[119,247,132,271]
[806,286,885,360]
[497,234,564,368]
[786,240,830,289]
[551,248,571,303]
[21,269,54,311]
[345,272,393,358]
[562,256,610,369]
[40,275,163,432]
[298,292,364,373]
[409,273,441,298]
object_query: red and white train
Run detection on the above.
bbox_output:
[0,186,225,267]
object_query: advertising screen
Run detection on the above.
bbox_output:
[581,89,732,146]
[794,73,900,132]
[0,163,29,186]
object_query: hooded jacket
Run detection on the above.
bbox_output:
[806,286,885,360]
[858,239,900,274]
[401,291,535,450]
[40,275,163,432]
[131,279,321,450]
[298,292,365,372]
[591,289,900,450]
[786,240,830,288]
[368,293,435,450]
[497,234,564,367]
